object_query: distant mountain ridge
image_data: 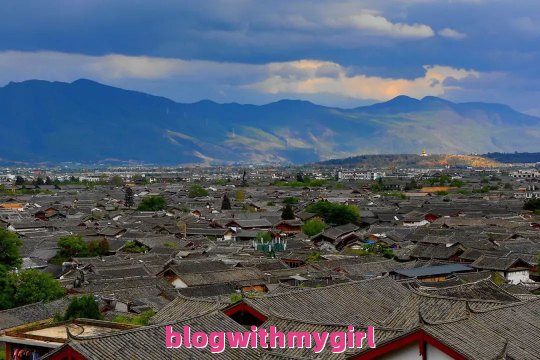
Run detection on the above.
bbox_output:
[0,79,538,164]
[316,154,504,168]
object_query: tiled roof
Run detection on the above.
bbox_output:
[46,312,262,360]
[245,276,410,326]
[150,295,224,324]
[413,279,521,303]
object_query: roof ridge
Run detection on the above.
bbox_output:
[0,300,45,313]
[172,292,220,304]
[265,313,403,331]
[417,278,522,302]
[466,297,540,314]
[248,274,391,299]
[69,309,225,341]
[409,287,511,304]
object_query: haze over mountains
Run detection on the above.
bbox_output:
[1,79,539,165]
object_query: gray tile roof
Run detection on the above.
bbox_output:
[45,312,262,360]
[245,276,409,326]
[391,264,473,278]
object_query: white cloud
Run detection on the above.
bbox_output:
[327,12,435,38]
[0,50,480,103]
[249,61,480,101]
[349,13,434,38]
[511,17,540,36]
[0,50,259,83]
[438,28,467,40]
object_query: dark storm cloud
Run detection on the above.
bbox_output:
[0,0,539,113]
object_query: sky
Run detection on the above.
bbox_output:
[1,0,540,115]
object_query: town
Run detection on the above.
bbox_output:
[1,161,539,359]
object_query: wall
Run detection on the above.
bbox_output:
[377,342,422,360]
[426,343,455,360]
[505,270,529,284]
[172,278,188,289]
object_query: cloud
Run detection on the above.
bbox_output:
[338,13,435,38]
[438,28,467,40]
[0,50,259,83]
[511,17,540,36]
[0,50,483,105]
[249,61,480,101]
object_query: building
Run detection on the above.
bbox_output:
[471,256,531,284]
[511,169,539,179]
[0,319,135,360]
[390,264,473,282]
[337,170,385,181]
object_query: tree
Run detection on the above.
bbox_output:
[110,175,124,187]
[221,193,232,210]
[45,176,53,185]
[524,198,540,212]
[98,238,109,255]
[307,251,322,263]
[35,177,45,186]
[241,169,248,187]
[15,176,25,185]
[302,218,325,237]
[10,269,65,307]
[87,239,110,256]
[255,232,272,243]
[0,266,16,309]
[296,172,304,182]
[113,309,154,325]
[0,229,22,310]
[124,186,134,208]
[0,229,23,269]
[370,183,382,192]
[137,195,166,211]
[64,295,102,320]
[281,204,295,220]
[122,240,147,253]
[235,190,245,202]
[58,235,88,258]
[404,179,419,191]
[132,174,148,184]
[283,197,299,205]
[188,184,209,198]
[305,201,360,225]
[450,179,464,188]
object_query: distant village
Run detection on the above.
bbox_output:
[1,162,540,359]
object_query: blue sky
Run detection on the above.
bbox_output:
[1,0,539,114]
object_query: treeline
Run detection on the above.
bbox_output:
[317,154,424,167]
[0,229,65,310]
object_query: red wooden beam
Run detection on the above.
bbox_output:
[348,329,467,360]
[223,302,268,323]
[46,346,87,360]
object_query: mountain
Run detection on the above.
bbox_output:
[317,154,503,168]
[0,79,539,165]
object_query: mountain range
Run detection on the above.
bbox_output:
[0,79,539,165]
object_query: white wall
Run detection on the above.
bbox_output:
[114,301,129,312]
[506,270,529,284]
[426,343,455,360]
[172,278,188,288]
[403,220,430,227]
